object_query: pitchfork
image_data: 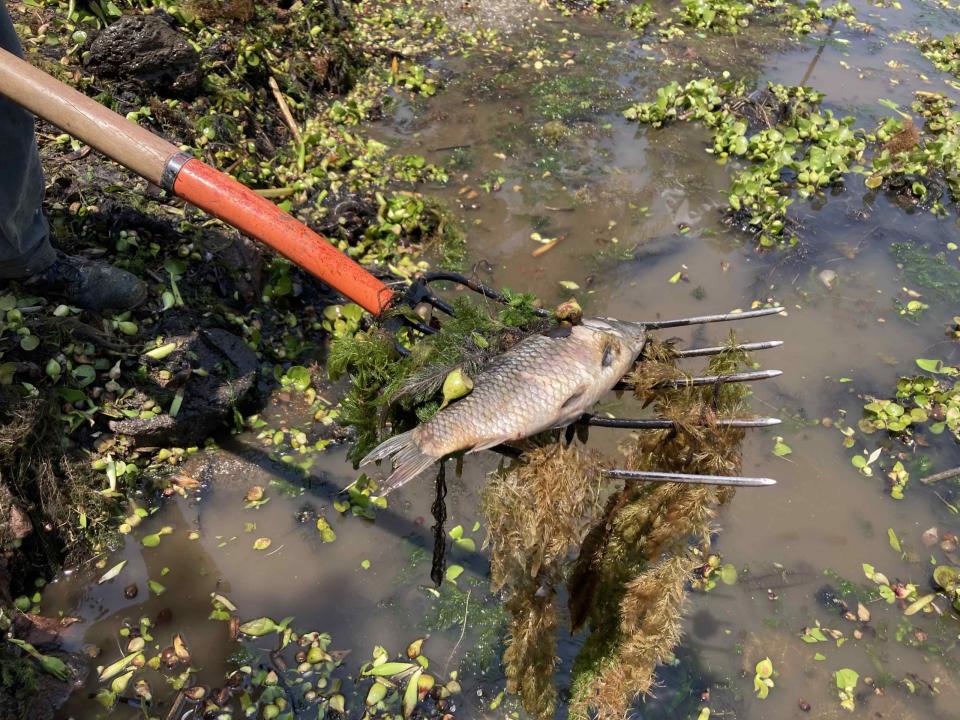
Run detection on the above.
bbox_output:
[0,48,784,487]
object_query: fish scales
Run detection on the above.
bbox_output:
[362,318,647,493]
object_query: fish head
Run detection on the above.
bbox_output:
[573,317,647,381]
[581,317,647,356]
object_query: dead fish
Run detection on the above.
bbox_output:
[361,318,647,493]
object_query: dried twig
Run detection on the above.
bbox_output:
[921,466,960,485]
[267,76,302,144]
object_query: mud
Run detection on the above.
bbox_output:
[85,13,200,97]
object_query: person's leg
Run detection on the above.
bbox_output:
[0,1,146,310]
[0,0,56,279]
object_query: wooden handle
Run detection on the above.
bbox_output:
[0,47,179,185]
[0,47,397,315]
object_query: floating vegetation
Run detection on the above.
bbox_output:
[625,76,864,246]
[868,93,960,212]
[477,339,752,719]
[617,0,868,39]
[626,77,960,246]
[846,358,959,498]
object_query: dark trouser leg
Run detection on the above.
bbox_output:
[0,1,55,280]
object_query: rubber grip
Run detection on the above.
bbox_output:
[173,159,394,315]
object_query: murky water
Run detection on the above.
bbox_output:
[46,1,960,718]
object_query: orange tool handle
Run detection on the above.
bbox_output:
[0,47,395,316]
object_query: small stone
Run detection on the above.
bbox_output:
[124,583,138,599]
[799,699,811,712]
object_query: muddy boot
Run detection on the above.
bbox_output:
[23,252,147,312]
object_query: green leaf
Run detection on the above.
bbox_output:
[445,564,464,582]
[887,528,901,553]
[772,437,792,457]
[668,271,682,284]
[97,560,127,584]
[834,668,859,690]
[148,580,166,596]
[316,516,336,543]
[558,280,580,290]
[719,563,737,585]
[403,668,422,719]
[20,335,40,352]
[755,657,773,679]
[364,661,417,677]
[916,358,942,373]
[904,593,936,616]
[253,537,272,551]
[238,617,277,636]
[98,651,142,682]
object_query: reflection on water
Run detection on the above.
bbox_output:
[47,0,960,718]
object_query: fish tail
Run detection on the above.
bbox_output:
[360,430,438,494]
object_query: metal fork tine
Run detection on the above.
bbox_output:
[655,369,781,388]
[643,306,785,329]
[580,416,781,429]
[674,340,783,358]
[602,469,776,486]
[615,368,782,391]
[402,316,437,335]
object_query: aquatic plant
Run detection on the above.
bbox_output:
[625,76,865,246]
[477,339,752,719]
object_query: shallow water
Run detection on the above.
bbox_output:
[47,1,960,718]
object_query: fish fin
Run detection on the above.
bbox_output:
[467,435,517,453]
[560,388,587,409]
[360,430,438,494]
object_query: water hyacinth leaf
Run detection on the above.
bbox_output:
[316,516,337,543]
[835,668,859,689]
[440,368,473,409]
[20,334,40,351]
[916,358,942,373]
[365,661,417,677]
[904,593,936,615]
[144,342,177,361]
[285,366,311,391]
[406,638,424,659]
[403,668,423,718]
[772,437,792,457]
[111,670,134,695]
[98,560,127,584]
[445,564,464,582]
[98,651,142,681]
[454,537,476,552]
[933,565,958,591]
[366,680,388,706]
[95,689,116,709]
[8,638,69,680]
[238,617,277,636]
[887,528,901,552]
